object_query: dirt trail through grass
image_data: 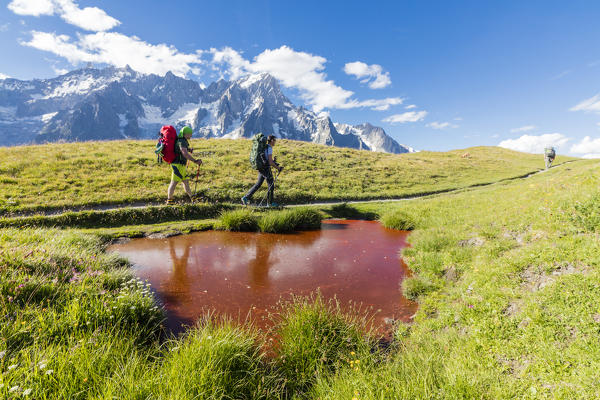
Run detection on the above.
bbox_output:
[8,159,578,218]
[1,140,579,215]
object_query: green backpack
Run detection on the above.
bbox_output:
[250,133,268,170]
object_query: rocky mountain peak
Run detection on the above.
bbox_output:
[0,66,413,154]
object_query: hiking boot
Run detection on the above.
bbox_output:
[267,202,280,208]
[165,198,176,205]
[241,196,249,206]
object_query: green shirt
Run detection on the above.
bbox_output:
[174,137,189,165]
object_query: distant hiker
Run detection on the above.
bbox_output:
[166,126,202,205]
[242,134,283,207]
[544,146,556,170]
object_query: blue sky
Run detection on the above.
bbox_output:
[2,0,600,156]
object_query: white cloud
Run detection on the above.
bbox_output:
[248,46,354,111]
[8,0,54,16]
[210,46,402,112]
[343,61,391,89]
[383,110,428,124]
[550,69,571,80]
[510,125,536,133]
[405,104,416,109]
[22,31,202,77]
[570,136,600,156]
[570,94,600,113]
[209,47,249,80]
[427,121,458,129]
[345,97,403,111]
[0,73,10,80]
[52,66,69,76]
[8,0,120,31]
[55,0,120,32]
[498,133,569,154]
[12,1,405,113]
[0,23,10,32]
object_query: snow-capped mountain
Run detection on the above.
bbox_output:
[0,66,413,153]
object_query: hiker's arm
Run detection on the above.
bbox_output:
[181,148,202,165]
[268,154,282,171]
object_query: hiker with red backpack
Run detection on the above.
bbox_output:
[156,125,202,205]
[242,134,283,207]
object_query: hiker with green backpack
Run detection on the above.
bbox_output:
[242,134,283,207]
[544,146,556,170]
[156,125,202,205]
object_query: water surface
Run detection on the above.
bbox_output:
[110,220,416,334]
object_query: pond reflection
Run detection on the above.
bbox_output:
[110,220,417,334]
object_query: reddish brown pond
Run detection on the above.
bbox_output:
[110,220,417,334]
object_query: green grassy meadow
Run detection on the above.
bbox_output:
[1,139,599,399]
[0,139,576,214]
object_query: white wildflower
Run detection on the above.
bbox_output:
[46,369,53,375]
[9,385,19,393]
[8,364,18,370]
[23,388,32,396]
[0,350,5,359]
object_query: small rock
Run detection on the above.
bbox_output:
[518,317,531,329]
[504,302,520,317]
[146,233,167,239]
[443,266,459,282]
[458,237,485,247]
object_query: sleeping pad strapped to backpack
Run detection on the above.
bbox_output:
[250,132,268,170]
[155,125,178,164]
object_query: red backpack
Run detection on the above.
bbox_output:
[155,125,178,164]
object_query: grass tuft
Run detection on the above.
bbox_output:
[258,207,323,233]
[402,276,438,300]
[327,203,379,220]
[273,295,372,397]
[569,192,600,233]
[217,208,259,232]
[380,209,417,230]
[158,319,270,399]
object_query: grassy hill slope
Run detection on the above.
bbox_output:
[0,139,578,214]
[1,151,599,398]
[310,159,600,399]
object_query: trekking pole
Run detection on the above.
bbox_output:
[193,166,200,196]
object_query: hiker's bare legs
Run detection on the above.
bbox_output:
[168,180,177,200]
[182,180,193,199]
[167,180,193,201]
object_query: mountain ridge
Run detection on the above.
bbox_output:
[0,66,413,153]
